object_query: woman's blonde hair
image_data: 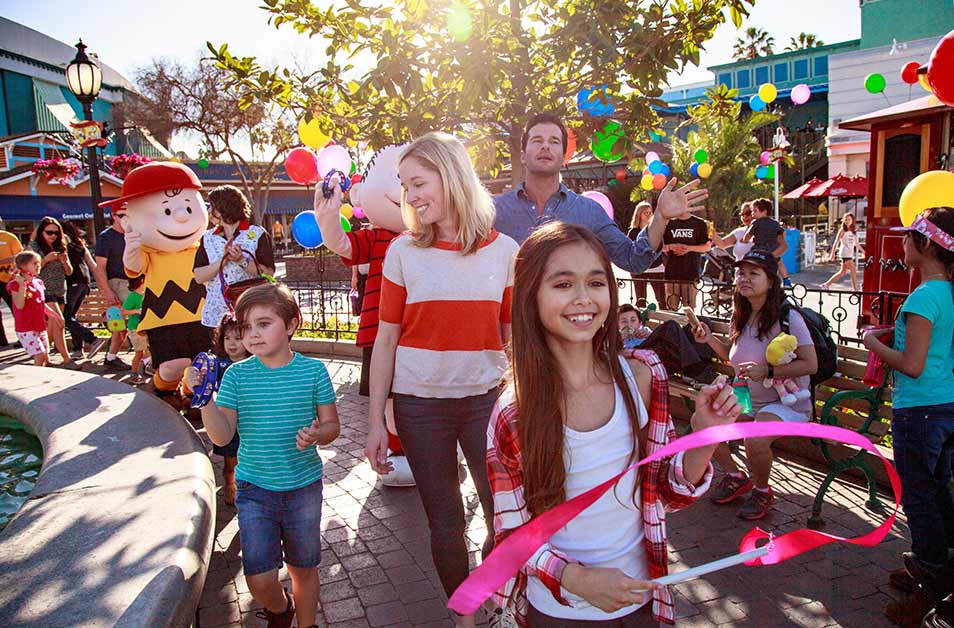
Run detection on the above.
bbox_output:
[629,201,653,231]
[398,132,495,255]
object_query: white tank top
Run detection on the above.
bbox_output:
[527,357,650,620]
[839,231,857,258]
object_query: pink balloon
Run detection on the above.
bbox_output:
[760,151,772,166]
[352,206,366,219]
[581,190,614,220]
[316,145,353,178]
[645,151,660,164]
[791,83,811,105]
[285,147,319,185]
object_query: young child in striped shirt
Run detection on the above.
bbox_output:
[187,282,339,628]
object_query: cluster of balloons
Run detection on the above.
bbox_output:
[285,144,354,186]
[899,170,954,227]
[755,164,776,180]
[688,148,712,179]
[639,151,670,190]
[748,83,777,112]
[577,86,615,117]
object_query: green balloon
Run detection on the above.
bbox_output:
[340,215,352,233]
[693,148,708,164]
[197,158,209,169]
[865,73,886,94]
[591,121,628,162]
[765,164,776,178]
[350,161,356,175]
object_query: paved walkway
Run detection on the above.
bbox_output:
[0,299,912,628]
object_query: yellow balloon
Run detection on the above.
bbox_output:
[640,174,654,190]
[298,118,330,149]
[899,170,954,226]
[697,162,713,179]
[758,83,777,104]
[340,203,354,219]
[919,73,932,92]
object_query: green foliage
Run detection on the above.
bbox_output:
[661,87,776,231]
[208,0,756,175]
[785,32,824,51]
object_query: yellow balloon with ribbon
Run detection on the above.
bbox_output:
[340,203,354,219]
[298,118,330,150]
[758,83,777,104]
[640,174,654,191]
[697,163,713,179]
[899,170,954,226]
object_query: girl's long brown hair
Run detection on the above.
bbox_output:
[510,221,647,517]
[730,264,785,343]
[841,212,857,233]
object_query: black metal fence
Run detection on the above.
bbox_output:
[616,276,908,346]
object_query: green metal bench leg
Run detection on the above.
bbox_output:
[858,458,886,514]
[808,470,838,529]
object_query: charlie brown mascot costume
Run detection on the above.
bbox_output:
[100,162,212,404]
[315,145,415,486]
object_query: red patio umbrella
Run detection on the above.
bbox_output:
[804,174,868,198]
[783,177,825,199]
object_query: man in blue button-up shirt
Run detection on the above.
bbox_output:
[494,113,708,274]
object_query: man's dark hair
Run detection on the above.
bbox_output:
[521,113,568,154]
[619,303,638,315]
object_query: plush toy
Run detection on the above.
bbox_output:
[763,333,812,406]
[105,306,126,333]
[315,145,415,487]
[100,162,211,405]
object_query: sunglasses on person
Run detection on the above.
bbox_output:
[43,229,60,236]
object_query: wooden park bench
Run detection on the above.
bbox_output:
[74,289,113,329]
[641,307,892,528]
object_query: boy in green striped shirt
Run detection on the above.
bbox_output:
[190,283,339,628]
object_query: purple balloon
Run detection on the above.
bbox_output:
[645,151,660,164]
[581,190,614,220]
[316,145,352,178]
[760,151,772,166]
[791,83,811,105]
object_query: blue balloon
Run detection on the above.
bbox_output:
[648,160,663,174]
[576,86,615,117]
[689,162,700,178]
[749,94,766,112]
[292,211,323,248]
[659,163,671,177]
[755,165,769,179]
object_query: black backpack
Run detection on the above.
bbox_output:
[779,299,838,389]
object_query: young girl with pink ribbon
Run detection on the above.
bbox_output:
[484,222,742,627]
[864,206,954,625]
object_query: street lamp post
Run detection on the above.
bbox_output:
[65,40,105,235]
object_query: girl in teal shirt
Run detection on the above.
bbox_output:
[864,206,954,623]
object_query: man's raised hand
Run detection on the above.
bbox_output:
[657,178,708,220]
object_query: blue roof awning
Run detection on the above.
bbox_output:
[0,195,117,221]
[261,190,313,215]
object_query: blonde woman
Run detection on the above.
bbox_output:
[321,132,518,627]
[627,200,666,307]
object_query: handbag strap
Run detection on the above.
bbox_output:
[218,236,261,310]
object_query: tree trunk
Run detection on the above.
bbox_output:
[509,126,524,186]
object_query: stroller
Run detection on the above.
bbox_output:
[699,247,736,316]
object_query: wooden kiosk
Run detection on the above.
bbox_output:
[838,95,953,324]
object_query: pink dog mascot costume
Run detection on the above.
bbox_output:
[315,145,415,486]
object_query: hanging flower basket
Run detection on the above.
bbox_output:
[31,157,82,185]
[107,153,151,179]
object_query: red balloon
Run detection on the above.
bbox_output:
[564,129,577,165]
[901,61,921,85]
[285,147,319,185]
[615,169,627,182]
[350,173,363,184]
[929,30,954,106]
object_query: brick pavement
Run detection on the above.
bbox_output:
[0,343,910,627]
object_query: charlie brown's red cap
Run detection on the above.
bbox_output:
[99,161,202,207]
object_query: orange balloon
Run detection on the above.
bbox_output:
[564,129,577,164]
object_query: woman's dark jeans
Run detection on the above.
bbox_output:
[64,282,96,347]
[892,401,954,592]
[392,389,497,599]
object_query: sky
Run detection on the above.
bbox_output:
[0,0,862,153]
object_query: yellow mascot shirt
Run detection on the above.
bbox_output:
[127,244,205,332]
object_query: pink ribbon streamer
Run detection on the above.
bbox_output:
[448,421,901,615]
